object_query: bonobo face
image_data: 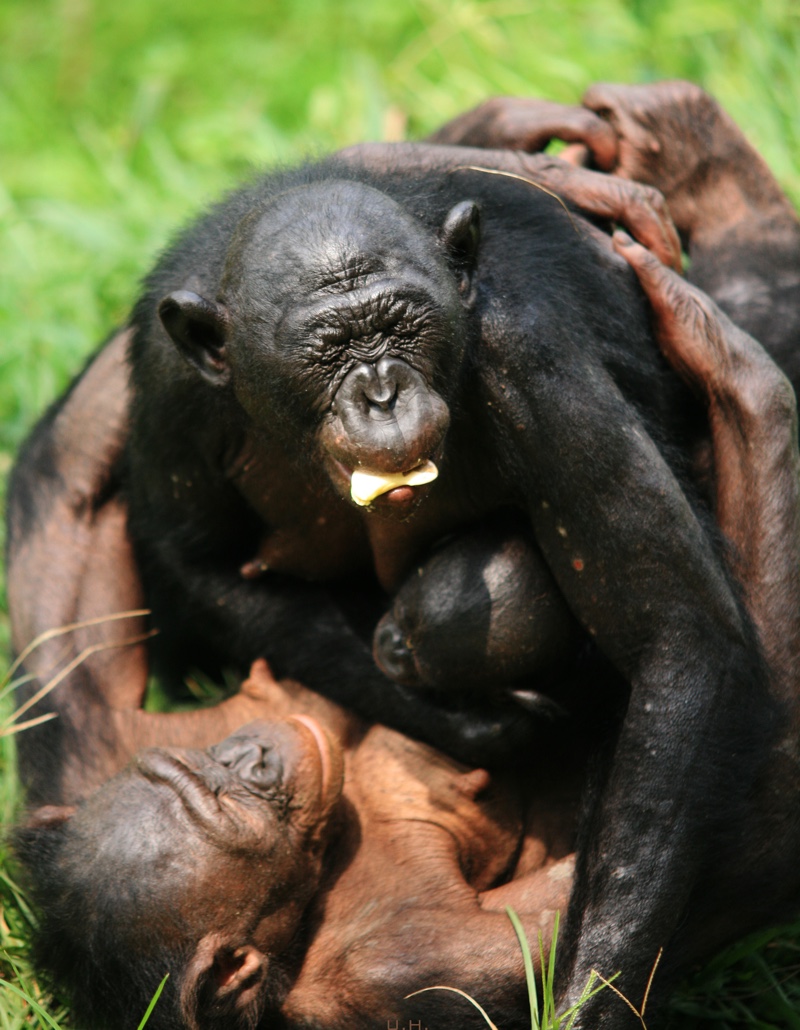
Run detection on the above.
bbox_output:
[135,718,344,944]
[158,181,481,518]
[135,716,344,853]
[22,718,345,1027]
[53,718,344,1017]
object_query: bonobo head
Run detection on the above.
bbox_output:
[158,180,481,518]
[15,718,344,1030]
[374,517,579,699]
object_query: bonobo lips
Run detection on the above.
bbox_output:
[349,460,439,507]
[287,714,344,810]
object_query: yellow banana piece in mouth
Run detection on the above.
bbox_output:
[350,460,439,507]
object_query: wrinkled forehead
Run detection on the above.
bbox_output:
[76,765,203,867]
[58,768,208,947]
[225,180,445,297]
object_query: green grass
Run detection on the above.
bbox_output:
[1,0,800,1025]
[409,911,614,1029]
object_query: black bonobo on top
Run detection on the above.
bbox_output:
[124,147,771,1021]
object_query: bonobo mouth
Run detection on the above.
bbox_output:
[350,460,439,507]
[286,714,344,810]
[320,354,450,515]
[328,456,440,514]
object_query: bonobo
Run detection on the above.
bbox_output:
[9,84,800,1029]
[17,664,578,1030]
[126,145,779,1026]
[15,241,800,1030]
[129,135,782,1023]
[372,510,582,710]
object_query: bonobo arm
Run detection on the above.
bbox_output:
[7,332,144,699]
[6,332,150,801]
[610,231,800,984]
[615,230,800,728]
[338,141,681,270]
[476,281,771,1023]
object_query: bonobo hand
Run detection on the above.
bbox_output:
[411,104,683,268]
[582,81,797,240]
[611,227,775,394]
[428,96,618,168]
[512,154,682,270]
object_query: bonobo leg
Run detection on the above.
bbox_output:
[581,81,800,368]
[428,95,619,169]
[5,336,320,804]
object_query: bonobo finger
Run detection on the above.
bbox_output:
[533,161,682,271]
[429,97,618,168]
[607,180,682,271]
[612,230,680,321]
[612,230,737,392]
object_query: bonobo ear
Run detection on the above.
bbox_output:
[158,290,231,387]
[439,200,480,306]
[181,933,269,1030]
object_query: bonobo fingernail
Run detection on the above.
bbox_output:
[613,230,634,246]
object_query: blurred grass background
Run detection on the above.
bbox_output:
[1,0,799,1025]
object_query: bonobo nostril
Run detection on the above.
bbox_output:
[355,360,400,414]
[362,384,398,413]
[331,355,450,464]
[373,615,420,685]
[209,737,283,790]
